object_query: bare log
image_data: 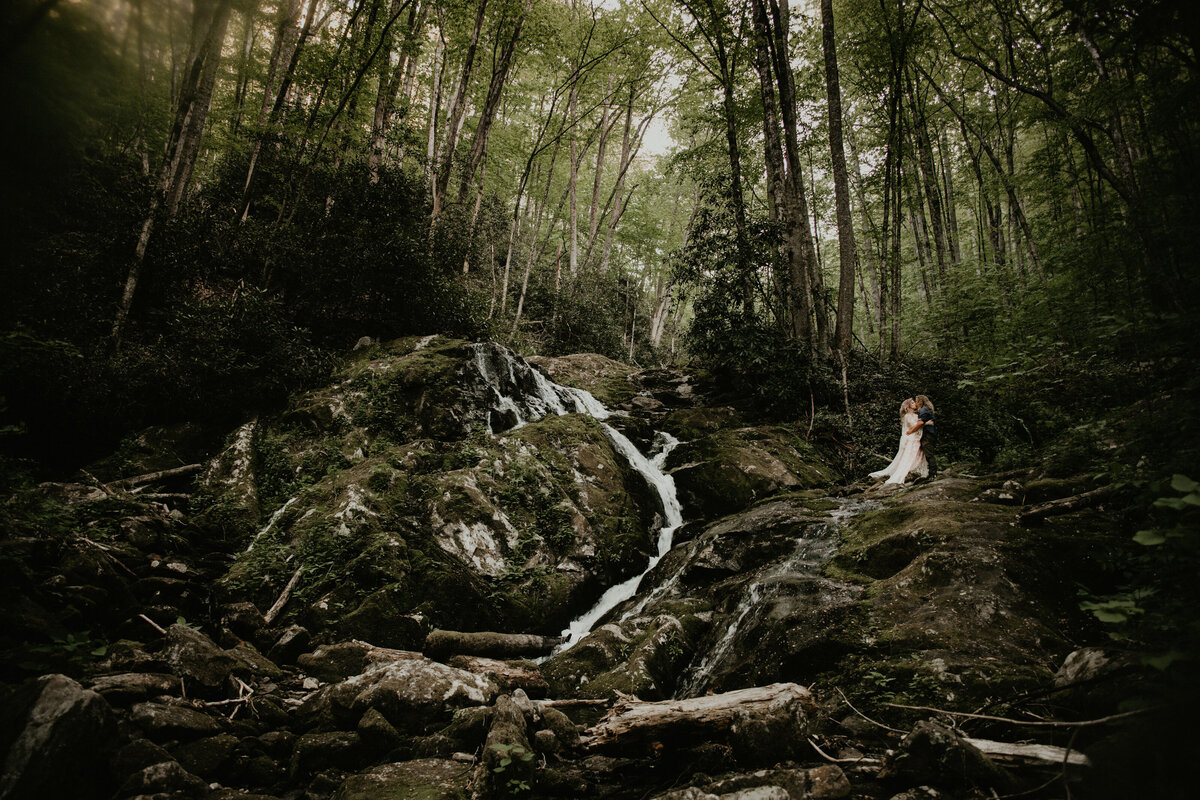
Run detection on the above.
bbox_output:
[110,463,204,489]
[582,683,815,756]
[423,630,563,660]
[1019,485,1116,523]
[263,566,304,625]
[965,737,1091,768]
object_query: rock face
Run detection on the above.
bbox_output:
[0,674,118,800]
[210,336,663,637]
[0,337,1152,800]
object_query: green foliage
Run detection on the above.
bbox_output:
[489,742,535,795]
[1079,474,1200,666]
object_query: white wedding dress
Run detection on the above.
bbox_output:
[870,412,929,485]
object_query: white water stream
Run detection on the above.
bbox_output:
[469,343,686,652]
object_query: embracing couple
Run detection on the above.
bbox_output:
[870,395,937,486]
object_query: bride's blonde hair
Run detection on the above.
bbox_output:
[900,398,915,416]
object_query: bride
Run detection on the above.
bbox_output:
[870,398,929,485]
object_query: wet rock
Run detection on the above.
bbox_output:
[297,641,373,682]
[446,655,549,697]
[164,624,239,694]
[267,624,311,664]
[130,702,223,741]
[312,656,497,732]
[89,673,180,705]
[669,426,837,518]
[221,602,266,639]
[111,738,176,781]
[338,590,428,649]
[879,720,1013,793]
[481,695,534,796]
[257,730,296,760]
[538,705,581,751]
[171,732,239,779]
[356,707,402,753]
[290,731,367,777]
[330,758,472,800]
[114,761,207,799]
[200,419,261,533]
[228,641,283,679]
[0,674,119,800]
[438,706,494,752]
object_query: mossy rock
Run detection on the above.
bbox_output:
[668,426,838,519]
[527,353,639,407]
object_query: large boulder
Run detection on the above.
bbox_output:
[668,427,838,518]
[331,758,472,800]
[214,340,662,638]
[0,674,119,800]
[304,655,497,732]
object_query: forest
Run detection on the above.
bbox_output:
[1,0,1198,798]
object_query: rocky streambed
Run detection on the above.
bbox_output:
[0,337,1174,799]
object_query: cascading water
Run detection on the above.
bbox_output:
[675,496,879,697]
[468,343,686,652]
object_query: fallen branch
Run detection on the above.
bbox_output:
[836,686,907,734]
[537,698,613,709]
[1019,485,1116,523]
[965,737,1090,768]
[808,737,881,766]
[80,470,118,497]
[885,701,1167,729]
[139,613,167,635]
[110,463,203,490]
[263,566,304,625]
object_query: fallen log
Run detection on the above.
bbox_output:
[1019,485,1116,523]
[110,463,203,489]
[423,630,563,660]
[581,683,816,761]
[965,737,1091,768]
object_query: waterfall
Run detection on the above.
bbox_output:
[676,497,879,697]
[468,342,686,652]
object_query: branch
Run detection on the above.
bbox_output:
[884,701,1169,728]
[263,566,304,625]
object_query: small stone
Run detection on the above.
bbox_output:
[302,676,320,690]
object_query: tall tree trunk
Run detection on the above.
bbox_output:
[456,0,534,205]
[237,0,320,223]
[431,0,489,224]
[821,0,857,359]
[369,0,427,181]
[114,0,233,344]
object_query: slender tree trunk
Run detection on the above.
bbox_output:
[425,28,446,195]
[237,0,319,223]
[456,0,534,205]
[821,0,857,359]
[114,0,233,344]
[431,0,489,223]
[369,0,426,181]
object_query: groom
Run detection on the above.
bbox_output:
[907,395,937,479]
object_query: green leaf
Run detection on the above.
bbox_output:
[1153,497,1188,511]
[1170,474,1199,494]
[1090,609,1128,623]
[1133,529,1166,546]
[1183,493,1200,507]
[1142,651,1184,671]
